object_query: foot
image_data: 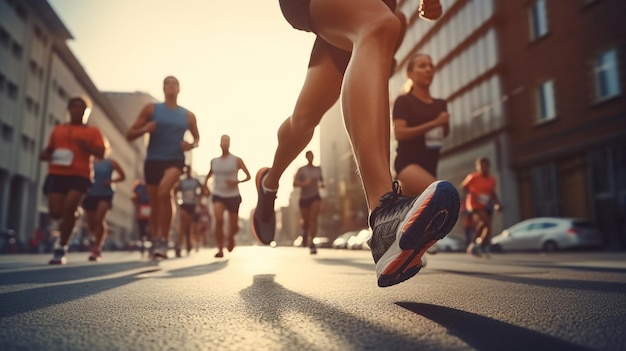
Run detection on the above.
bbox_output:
[88,249,101,262]
[175,248,182,258]
[369,181,460,287]
[227,235,235,252]
[49,248,67,265]
[466,243,482,258]
[309,245,317,255]
[251,167,277,245]
[214,251,224,258]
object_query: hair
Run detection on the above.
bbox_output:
[404,53,432,93]
[163,75,179,85]
[476,157,490,166]
[67,97,87,109]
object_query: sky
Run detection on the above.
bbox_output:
[48,0,321,217]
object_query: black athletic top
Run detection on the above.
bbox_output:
[392,93,447,177]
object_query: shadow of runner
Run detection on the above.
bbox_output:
[396,302,593,351]
[0,261,159,285]
[157,260,228,279]
[239,274,433,350]
[432,269,626,294]
[0,266,160,318]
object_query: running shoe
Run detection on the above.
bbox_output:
[309,244,317,255]
[49,248,67,265]
[369,180,460,287]
[88,249,101,262]
[251,167,277,245]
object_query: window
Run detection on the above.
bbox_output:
[536,80,556,121]
[7,82,18,100]
[11,41,23,59]
[0,26,9,48]
[531,163,560,216]
[529,0,548,40]
[594,49,621,100]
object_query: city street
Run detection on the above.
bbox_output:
[1,247,625,351]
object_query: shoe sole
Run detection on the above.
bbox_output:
[376,181,460,287]
[251,167,276,245]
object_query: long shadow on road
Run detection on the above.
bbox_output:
[0,261,159,285]
[0,259,228,319]
[396,302,592,351]
[240,274,436,350]
[432,268,626,294]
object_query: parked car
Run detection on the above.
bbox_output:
[348,229,372,250]
[491,217,603,252]
[332,230,360,249]
[433,235,465,252]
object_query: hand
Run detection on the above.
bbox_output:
[419,0,442,21]
[180,140,195,151]
[435,111,449,126]
[76,139,90,153]
[494,203,502,212]
[143,121,156,134]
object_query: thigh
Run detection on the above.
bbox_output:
[212,201,226,222]
[94,200,111,223]
[473,210,490,227]
[63,189,85,216]
[159,167,183,195]
[292,47,343,122]
[308,199,321,219]
[47,193,66,218]
[396,164,436,197]
[309,0,397,51]
[300,207,311,223]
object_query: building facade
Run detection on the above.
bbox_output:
[0,0,143,249]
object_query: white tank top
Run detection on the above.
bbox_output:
[210,154,240,197]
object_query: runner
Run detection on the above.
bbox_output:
[203,135,251,258]
[40,97,106,265]
[126,76,200,259]
[293,151,325,254]
[81,156,125,261]
[175,165,202,257]
[131,179,152,257]
[252,0,460,287]
[462,157,502,258]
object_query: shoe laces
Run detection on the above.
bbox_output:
[369,181,409,227]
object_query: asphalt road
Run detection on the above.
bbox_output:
[1,247,625,351]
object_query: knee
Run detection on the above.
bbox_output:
[280,113,322,138]
[156,188,171,203]
[361,13,401,48]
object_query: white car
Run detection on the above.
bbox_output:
[491,217,603,252]
[433,235,465,252]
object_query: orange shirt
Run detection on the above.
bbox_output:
[462,171,496,212]
[46,124,105,179]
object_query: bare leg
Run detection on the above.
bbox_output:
[397,165,437,197]
[263,52,342,190]
[310,0,401,210]
[92,201,110,250]
[213,202,226,257]
[226,210,239,252]
[58,190,84,246]
[156,168,182,243]
[307,200,321,247]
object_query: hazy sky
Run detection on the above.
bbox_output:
[48,0,321,216]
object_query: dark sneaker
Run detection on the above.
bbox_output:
[88,249,101,262]
[309,244,317,255]
[251,167,277,245]
[369,180,460,287]
[49,248,67,265]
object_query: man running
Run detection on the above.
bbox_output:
[293,151,325,254]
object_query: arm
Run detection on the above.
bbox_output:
[230,157,251,186]
[180,111,200,151]
[126,104,156,141]
[202,168,213,196]
[110,159,126,184]
[393,111,449,141]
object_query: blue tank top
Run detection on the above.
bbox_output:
[146,103,189,161]
[87,159,114,197]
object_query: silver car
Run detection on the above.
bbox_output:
[491,217,604,252]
